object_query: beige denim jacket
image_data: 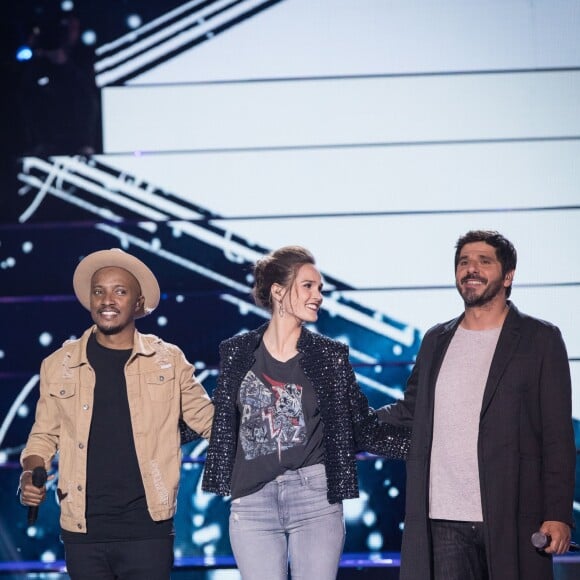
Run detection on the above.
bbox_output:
[21,326,214,533]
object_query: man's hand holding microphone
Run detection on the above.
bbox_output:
[531,520,578,554]
[19,456,52,526]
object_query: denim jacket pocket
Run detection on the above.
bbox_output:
[145,370,175,401]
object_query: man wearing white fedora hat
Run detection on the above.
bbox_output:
[19,248,214,579]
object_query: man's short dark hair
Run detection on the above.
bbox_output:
[454,230,517,298]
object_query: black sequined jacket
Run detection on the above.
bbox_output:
[202,323,410,504]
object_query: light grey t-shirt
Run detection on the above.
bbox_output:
[429,325,501,521]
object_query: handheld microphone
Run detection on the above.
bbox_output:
[27,466,48,526]
[531,531,580,553]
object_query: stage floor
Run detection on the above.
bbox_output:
[1,553,579,579]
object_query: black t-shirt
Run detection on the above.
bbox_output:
[230,341,325,499]
[61,333,173,543]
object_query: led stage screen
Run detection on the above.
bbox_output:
[1,0,579,571]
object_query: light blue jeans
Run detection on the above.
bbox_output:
[229,463,345,580]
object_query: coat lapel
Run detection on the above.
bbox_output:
[480,304,522,416]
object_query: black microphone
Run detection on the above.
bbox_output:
[531,531,580,552]
[27,466,48,526]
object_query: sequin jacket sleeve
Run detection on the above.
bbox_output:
[298,329,411,503]
[201,331,259,496]
[340,344,412,458]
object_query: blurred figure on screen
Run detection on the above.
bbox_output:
[20,10,101,155]
[378,230,575,580]
[19,249,213,580]
[202,245,410,579]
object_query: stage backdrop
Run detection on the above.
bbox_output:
[1,0,579,570]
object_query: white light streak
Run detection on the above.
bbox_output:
[0,375,40,449]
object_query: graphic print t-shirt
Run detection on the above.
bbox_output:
[229,341,324,499]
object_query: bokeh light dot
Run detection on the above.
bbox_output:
[367,531,383,550]
[362,510,377,526]
[127,14,142,29]
[40,550,56,563]
[82,30,97,45]
[39,332,53,347]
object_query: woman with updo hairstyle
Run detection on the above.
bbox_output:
[251,245,315,312]
[202,246,410,580]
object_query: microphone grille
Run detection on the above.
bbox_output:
[531,531,548,549]
[31,466,48,487]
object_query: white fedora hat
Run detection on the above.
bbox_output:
[73,249,160,318]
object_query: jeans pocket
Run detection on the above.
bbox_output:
[304,471,328,492]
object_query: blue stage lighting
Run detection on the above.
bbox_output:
[16,46,33,61]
